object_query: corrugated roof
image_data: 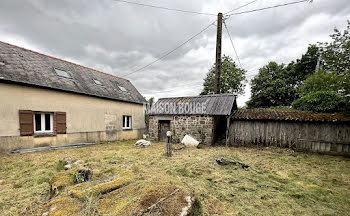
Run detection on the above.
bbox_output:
[148,94,236,116]
[232,109,350,122]
[0,41,146,104]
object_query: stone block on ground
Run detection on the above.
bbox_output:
[135,139,151,147]
[181,135,199,147]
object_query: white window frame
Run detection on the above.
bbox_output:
[34,112,53,133]
[122,115,132,129]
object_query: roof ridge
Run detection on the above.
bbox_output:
[0,41,128,81]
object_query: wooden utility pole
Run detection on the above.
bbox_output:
[214,13,223,94]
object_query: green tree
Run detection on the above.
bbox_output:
[200,55,246,95]
[145,97,154,132]
[293,44,319,86]
[319,21,350,96]
[292,91,346,113]
[247,62,298,108]
[300,69,341,96]
[247,44,320,108]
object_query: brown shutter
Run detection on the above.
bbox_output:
[56,112,67,134]
[19,110,34,136]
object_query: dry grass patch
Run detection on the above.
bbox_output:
[0,140,349,215]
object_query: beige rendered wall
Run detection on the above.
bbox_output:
[0,83,146,152]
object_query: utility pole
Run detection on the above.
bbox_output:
[214,12,223,94]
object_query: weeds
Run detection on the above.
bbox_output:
[0,140,349,215]
[56,160,67,171]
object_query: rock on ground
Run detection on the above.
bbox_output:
[181,135,199,147]
[135,139,151,147]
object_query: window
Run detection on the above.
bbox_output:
[118,86,127,92]
[54,68,71,78]
[122,115,132,129]
[34,113,53,133]
[93,79,102,85]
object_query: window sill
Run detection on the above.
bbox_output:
[34,133,56,138]
[122,128,132,131]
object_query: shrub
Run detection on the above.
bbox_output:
[292,91,346,112]
[299,69,341,96]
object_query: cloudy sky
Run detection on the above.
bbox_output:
[0,0,349,106]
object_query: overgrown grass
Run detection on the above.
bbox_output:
[0,140,349,215]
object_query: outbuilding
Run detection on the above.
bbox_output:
[0,41,146,153]
[148,94,237,144]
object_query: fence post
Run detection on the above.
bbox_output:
[166,131,172,157]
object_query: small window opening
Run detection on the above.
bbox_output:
[34,112,53,133]
[122,115,132,129]
[54,68,71,78]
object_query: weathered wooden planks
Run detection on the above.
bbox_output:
[229,120,350,154]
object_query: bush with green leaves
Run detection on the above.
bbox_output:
[300,69,341,96]
[292,91,346,113]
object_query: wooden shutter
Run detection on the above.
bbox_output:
[19,110,33,136]
[55,112,67,134]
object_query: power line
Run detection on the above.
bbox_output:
[112,0,216,16]
[122,21,216,77]
[143,83,203,94]
[143,67,261,94]
[121,0,308,78]
[223,20,243,69]
[224,0,258,15]
[141,79,202,93]
[226,0,308,17]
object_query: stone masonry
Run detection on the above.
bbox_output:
[149,115,214,145]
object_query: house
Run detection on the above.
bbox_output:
[229,109,350,153]
[0,41,146,153]
[148,94,237,144]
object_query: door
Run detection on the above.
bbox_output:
[159,120,171,142]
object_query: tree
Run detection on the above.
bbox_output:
[145,97,154,132]
[300,69,341,96]
[247,62,298,108]
[319,21,350,96]
[293,44,319,86]
[200,55,246,95]
[292,21,350,113]
[292,91,346,113]
[247,43,320,108]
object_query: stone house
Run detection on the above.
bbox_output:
[0,41,146,153]
[148,94,237,144]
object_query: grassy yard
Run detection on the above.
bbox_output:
[0,140,349,215]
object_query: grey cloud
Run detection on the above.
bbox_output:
[0,0,349,106]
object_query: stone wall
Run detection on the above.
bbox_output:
[149,115,214,144]
[148,116,159,141]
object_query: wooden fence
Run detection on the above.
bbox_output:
[228,120,350,154]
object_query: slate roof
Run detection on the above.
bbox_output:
[0,41,146,104]
[148,94,237,116]
[231,109,350,122]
